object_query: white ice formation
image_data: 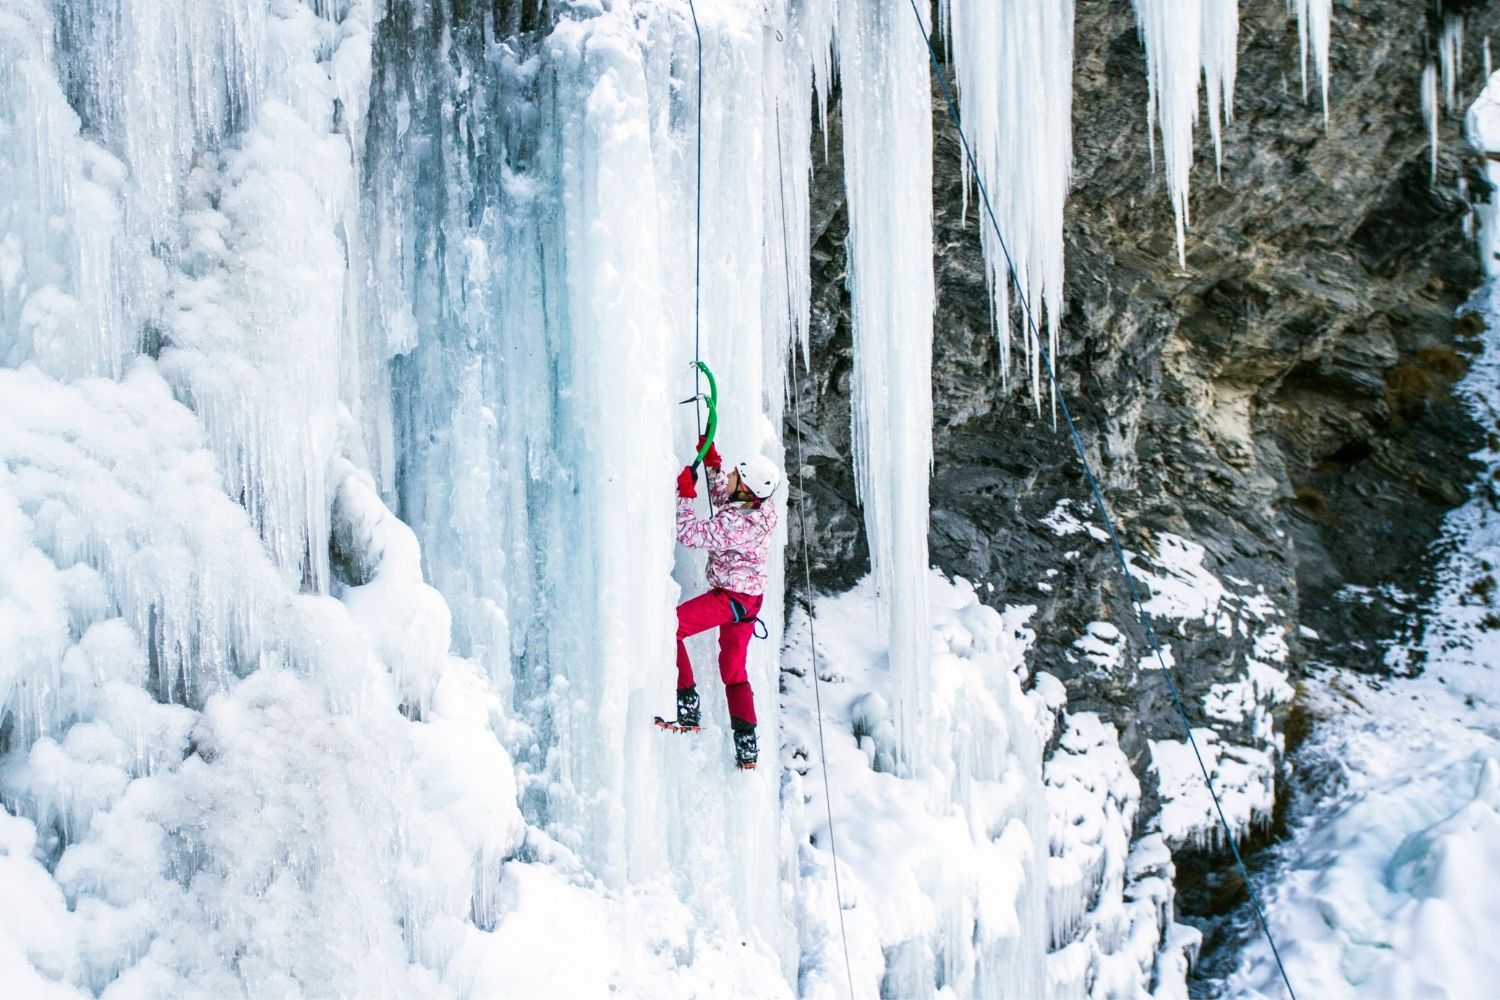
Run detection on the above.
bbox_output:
[1291,0,1332,120]
[836,0,935,773]
[942,0,1075,401]
[1467,71,1500,275]
[1131,0,1337,265]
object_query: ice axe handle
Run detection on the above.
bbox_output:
[691,360,719,466]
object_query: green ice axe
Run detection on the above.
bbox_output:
[687,360,718,468]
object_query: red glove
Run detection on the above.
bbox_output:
[676,465,698,499]
[697,434,722,469]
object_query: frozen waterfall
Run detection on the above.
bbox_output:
[0,0,1326,994]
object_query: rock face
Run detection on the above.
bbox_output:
[789,0,1497,948]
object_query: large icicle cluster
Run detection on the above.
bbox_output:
[1132,0,1239,266]
[942,0,1074,399]
[1131,0,1338,263]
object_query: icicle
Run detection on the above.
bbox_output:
[1425,61,1441,184]
[1289,0,1332,123]
[944,0,1075,401]
[1133,0,1204,266]
[1441,15,1466,114]
[837,0,935,771]
[1202,0,1239,179]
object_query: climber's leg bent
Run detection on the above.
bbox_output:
[675,589,734,691]
[718,591,763,726]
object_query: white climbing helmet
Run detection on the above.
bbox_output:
[735,454,781,500]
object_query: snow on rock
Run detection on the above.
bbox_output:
[782,571,1048,997]
[1045,710,1201,999]
[1228,280,1500,999]
[1150,729,1275,852]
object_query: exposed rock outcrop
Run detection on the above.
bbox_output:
[787,0,1498,964]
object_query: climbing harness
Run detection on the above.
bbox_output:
[725,591,771,640]
[775,104,857,1000]
[902,1,1298,996]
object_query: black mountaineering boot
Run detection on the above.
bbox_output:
[732,720,758,770]
[655,686,702,732]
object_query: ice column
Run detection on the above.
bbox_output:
[1465,71,1500,276]
[943,0,1074,402]
[1427,14,1468,183]
[837,0,934,770]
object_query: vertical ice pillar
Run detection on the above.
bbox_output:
[837,0,934,771]
[1465,72,1500,277]
[534,10,680,887]
[1427,62,1443,185]
[943,0,1075,400]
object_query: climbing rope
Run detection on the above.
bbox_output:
[902,2,1298,996]
[686,0,705,434]
[775,103,857,1000]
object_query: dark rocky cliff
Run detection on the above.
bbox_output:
[787,0,1498,964]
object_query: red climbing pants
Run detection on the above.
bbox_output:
[676,588,761,725]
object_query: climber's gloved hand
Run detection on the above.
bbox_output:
[676,465,698,499]
[697,434,722,469]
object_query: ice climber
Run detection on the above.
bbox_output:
[657,436,781,770]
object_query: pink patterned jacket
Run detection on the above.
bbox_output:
[676,467,778,596]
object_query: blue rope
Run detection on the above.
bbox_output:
[903,2,1297,996]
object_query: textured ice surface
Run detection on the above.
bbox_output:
[1046,710,1199,999]
[780,572,1051,998]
